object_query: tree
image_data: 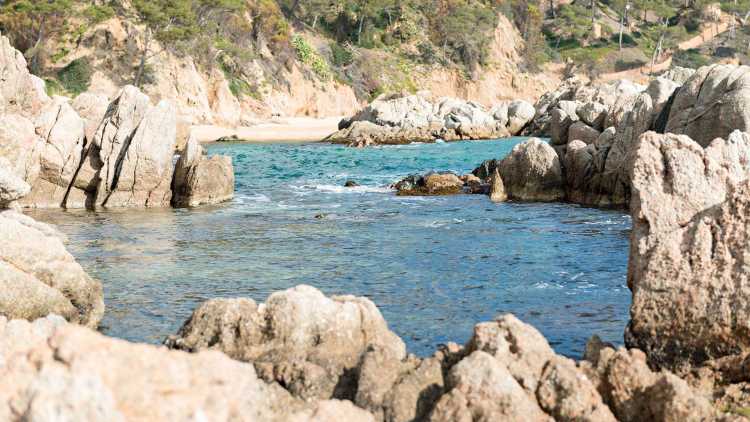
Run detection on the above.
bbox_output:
[0,0,73,73]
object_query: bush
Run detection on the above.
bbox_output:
[57,58,92,96]
[43,78,65,97]
[673,48,711,68]
[292,34,331,80]
[84,4,115,24]
[330,42,354,67]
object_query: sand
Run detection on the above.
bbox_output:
[191,116,343,144]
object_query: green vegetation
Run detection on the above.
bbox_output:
[57,57,92,96]
[292,34,332,80]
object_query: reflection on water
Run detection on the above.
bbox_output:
[29,138,631,357]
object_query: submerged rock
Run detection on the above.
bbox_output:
[172,135,234,207]
[394,172,466,196]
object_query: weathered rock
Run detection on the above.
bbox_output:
[429,351,550,422]
[506,100,535,135]
[489,168,507,202]
[172,135,235,207]
[550,101,580,145]
[526,76,585,135]
[666,64,750,147]
[0,32,50,117]
[394,172,465,196]
[0,210,103,327]
[567,121,600,145]
[0,114,42,183]
[497,139,564,201]
[71,92,110,143]
[628,130,750,371]
[0,157,30,208]
[660,66,696,85]
[646,77,679,120]
[166,285,406,401]
[576,102,608,130]
[0,316,378,422]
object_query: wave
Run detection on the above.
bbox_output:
[296,184,394,194]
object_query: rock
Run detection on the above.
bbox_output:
[0,210,103,327]
[71,92,110,143]
[394,172,465,196]
[428,351,549,422]
[563,140,595,204]
[344,180,359,187]
[627,130,750,371]
[660,66,696,85]
[172,135,234,207]
[576,102,608,130]
[526,76,585,135]
[165,285,406,401]
[0,114,43,183]
[567,121,600,145]
[0,316,375,422]
[471,159,498,181]
[506,100,535,135]
[0,32,50,117]
[0,157,30,207]
[536,355,617,422]
[550,101,580,145]
[489,168,507,202]
[490,102,509,128]
[460,174,485,194]
[646,77,679,119]
[666,64,750,147]
[497,139,564,201]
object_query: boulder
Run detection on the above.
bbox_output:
[489,168,507,202]
[0,157,30,208]
[0,210,103,327]
[567,121,600,145]
[0,114,42,183]
[165,285,406,401]
[550,101,580,145]
[666,64,750,147]
[394,172,465,196]
[0,316,376,422]
[0,32,50,117]
[506,100,535,135]
[497,139,564,201]
[576,102,608,130]
[71,92,110,143]
[627,131,750,371]
[660,66,697,85]
[646,77,679,120]
[172,135,235,207]
[526,76,585,135]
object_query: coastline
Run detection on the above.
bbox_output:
[191,116,343,144]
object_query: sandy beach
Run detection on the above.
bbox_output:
[191,116,344,144]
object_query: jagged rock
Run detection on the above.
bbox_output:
[567,121,600,145]
[0,114,42,183]
[497,139,564,201]
[355,345,444,422]
[428,351,550,422]
[165,285,406,401]
[536,355,617,422]
[660,66,697,85]
[563,140,595,204]
[628,130,750,371]
[394,172,465,196]
[506,100,535,135]
[646,77,679,120]
[550,101,580,145]
[576,102,608,130]
[0,210,103,327]
[526,76,585,135]
[666,64,750,146]
[71,92,110,143]
[0,157,30,207]
[172,135,234,207]
[0,316,375,422]
[0,32,50,117]
[489,168,507,202]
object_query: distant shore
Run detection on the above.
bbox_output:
[191,116,343,144]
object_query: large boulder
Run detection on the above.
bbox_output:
[165,285,406,401]
[665,64,750,147]
[71,92,110,143]
[172,135,234,207]
[497,138,564,201]
[0,315,375,422]
[627,131,750,371]
[506,100,535,135]
[0,32,50,117]
[0,208,103,327]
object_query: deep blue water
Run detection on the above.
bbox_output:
[29,138,631,358]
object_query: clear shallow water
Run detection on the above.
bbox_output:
[29,138,631,358]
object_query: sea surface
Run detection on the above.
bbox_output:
[29,138,631,358]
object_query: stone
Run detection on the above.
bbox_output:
[0,157,30,207]
[627,130,750,371]
[666,64,750,147]
[576,102,608,130]
[0,210,103,327]
[550,101,580,145]
[172,135,235,207]
[428,351,549,422]
[0,114,42,183]
[489,168,507,202]
[646,77,679,120]
[166,285,406,401]
[344,180,359,187]
[567,121,600,145]
[506,100,535,135]
[497,138,564,202]
[394,172,465,196]
[0,316,374,422]
[563,140,595,205]
[71,92,110,143]
[0,32,50,117]
[660,66,696,85]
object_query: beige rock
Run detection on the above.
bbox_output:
[0,32,50,117]
[172,135,235,207]
[576,102,608,130]
[489,168,507,202]
[0,210,103,327]
[166,285,406,401]
[429,351,550,422]
[506,100,535,135]
[394,172,465,196]
[567,121,600,145]
[0,157,30,207]
[71,92,110,143]
[497,138,564,201]
[628,131,750,370]
[550,102,580,145]
[0,114,43,183]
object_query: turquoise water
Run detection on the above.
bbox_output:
[29,138,631,358]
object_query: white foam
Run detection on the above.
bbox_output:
[307,184,394,194]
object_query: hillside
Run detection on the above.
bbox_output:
[0,0,561,130]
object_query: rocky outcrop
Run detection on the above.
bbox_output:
[0,315,375,422]
[172,135,235,207]
[665,64,750,146]
[165,285,406,401]
[0,32,50,118]
[325,94,533,146]
[0,161,103,327]
[627,130,750,372]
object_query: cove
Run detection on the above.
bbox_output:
[28,138,631,357]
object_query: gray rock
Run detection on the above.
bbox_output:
[567,121,601,145]
[507,100,535,135]
[576,102,608,130]
[172,135,235,207]
[497,139,564,202]
[0,157,30,208]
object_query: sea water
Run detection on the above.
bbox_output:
[29,138,631,358]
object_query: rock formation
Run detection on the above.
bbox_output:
[0,161,104,327]
[325,94,534,147]
[627,130,750,372]
[172,135,235,207]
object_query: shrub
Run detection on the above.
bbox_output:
[58,58,92,96]
[673,48,711,68]
[84,4,115,24]
[330,42,354,67]
[292,34,331,80]
[43,78,65,97]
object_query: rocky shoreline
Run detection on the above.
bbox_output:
[5,24,750,419]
